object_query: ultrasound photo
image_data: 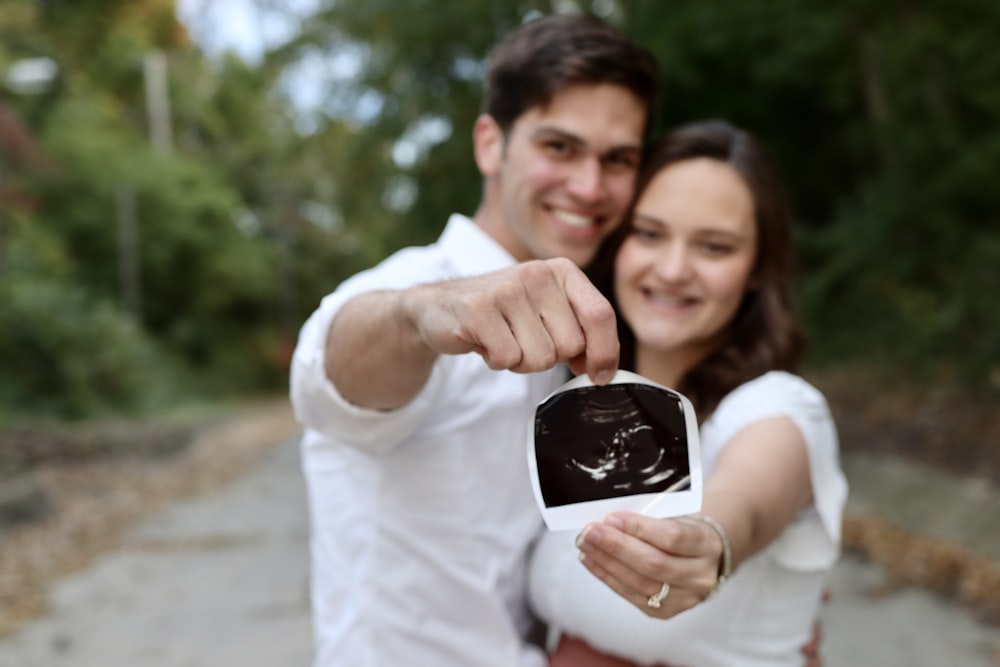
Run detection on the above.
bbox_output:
[528,371,702,530]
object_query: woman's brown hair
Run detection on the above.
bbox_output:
[587,120,805,419]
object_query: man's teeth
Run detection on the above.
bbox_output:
[553,209,594,228]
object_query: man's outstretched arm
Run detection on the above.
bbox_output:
[324,258,620,410]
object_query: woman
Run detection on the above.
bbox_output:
[528,120,848,666]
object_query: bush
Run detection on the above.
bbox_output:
[0,277,175,420]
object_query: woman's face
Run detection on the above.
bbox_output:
[613,158,758,369]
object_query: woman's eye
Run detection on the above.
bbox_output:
[701,242,733,255]
[633,227,661,241]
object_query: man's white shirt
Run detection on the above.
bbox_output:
[291,215,565,667]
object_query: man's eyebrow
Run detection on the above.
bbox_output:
[530,126,642,155]
[530,126,585,145]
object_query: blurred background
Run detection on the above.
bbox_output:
[2,0,999,422]
[1,0,998,658]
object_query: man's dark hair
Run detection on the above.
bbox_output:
[482,13,659,137]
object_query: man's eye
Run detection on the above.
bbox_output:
[604,153,640,171]
[544,140,573,157]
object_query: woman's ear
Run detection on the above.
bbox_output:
[473,114,503,177]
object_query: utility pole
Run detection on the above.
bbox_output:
[112,50,171,321]
[143,50,173,154]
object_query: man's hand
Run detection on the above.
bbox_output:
[402,257,619,383]
[326,258,619,409]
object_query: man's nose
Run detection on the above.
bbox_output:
[566,157,606,203]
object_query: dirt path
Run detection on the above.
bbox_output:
[0,432,311,666]
[0,399,303,639]
[1,398,999,666]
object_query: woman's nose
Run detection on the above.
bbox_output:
[655,245,694,282]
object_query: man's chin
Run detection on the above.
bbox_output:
[540,244,597,268]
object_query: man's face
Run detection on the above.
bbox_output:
[476,84,646,267]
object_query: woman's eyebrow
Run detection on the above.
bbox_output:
[633,212,667,227]
[633,213,750,240]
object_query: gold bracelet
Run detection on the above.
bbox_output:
[689,513,733,597]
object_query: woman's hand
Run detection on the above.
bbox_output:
[574,512,724,618]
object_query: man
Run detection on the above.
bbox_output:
[291,12,825,667]
[291,13,657,667]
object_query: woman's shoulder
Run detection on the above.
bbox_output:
[724,370,828,409]
[732,369,821,394]
[706,371,833,435]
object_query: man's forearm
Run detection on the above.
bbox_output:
[324,290,438,410]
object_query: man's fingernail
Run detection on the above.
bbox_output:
[594,369,615,385]
[576,524,597,548]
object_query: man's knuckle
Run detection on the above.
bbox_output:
[520,347,558,372]
[556,331,586,357]
[548,256,576,273]
[490,279,523,305]
[586,298,617,327]
[518,260,554,286]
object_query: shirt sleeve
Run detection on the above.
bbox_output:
[288,251,451,457]
[702,372,849,570]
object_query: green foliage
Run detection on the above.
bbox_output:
[0,0,357,418]
[0,186,177,421]
[620,0,1000,389]
[299,0,553,258]
[3,0,997,422]
[297,0,999,390]
[0,271,172,421]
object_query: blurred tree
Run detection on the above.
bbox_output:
[291,0,999,389]
[1,0,360,418]
[292,0,576,259]
[621,0,1000,387]
[3,0,997,421]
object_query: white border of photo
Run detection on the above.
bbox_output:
[527,370,703,531]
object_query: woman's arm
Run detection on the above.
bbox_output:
[574,415,812,617]
[700,416,812,568]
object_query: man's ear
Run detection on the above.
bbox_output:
[473,114,503,177]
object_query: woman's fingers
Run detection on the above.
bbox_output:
[575,513,722,613]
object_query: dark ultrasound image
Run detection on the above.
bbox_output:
[534,383,692,507]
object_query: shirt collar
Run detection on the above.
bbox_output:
[439,213,519,277]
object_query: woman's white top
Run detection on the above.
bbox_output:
[528,371,848,667]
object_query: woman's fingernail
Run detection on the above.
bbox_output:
[576,524,596,549]
[605,514,624,530]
